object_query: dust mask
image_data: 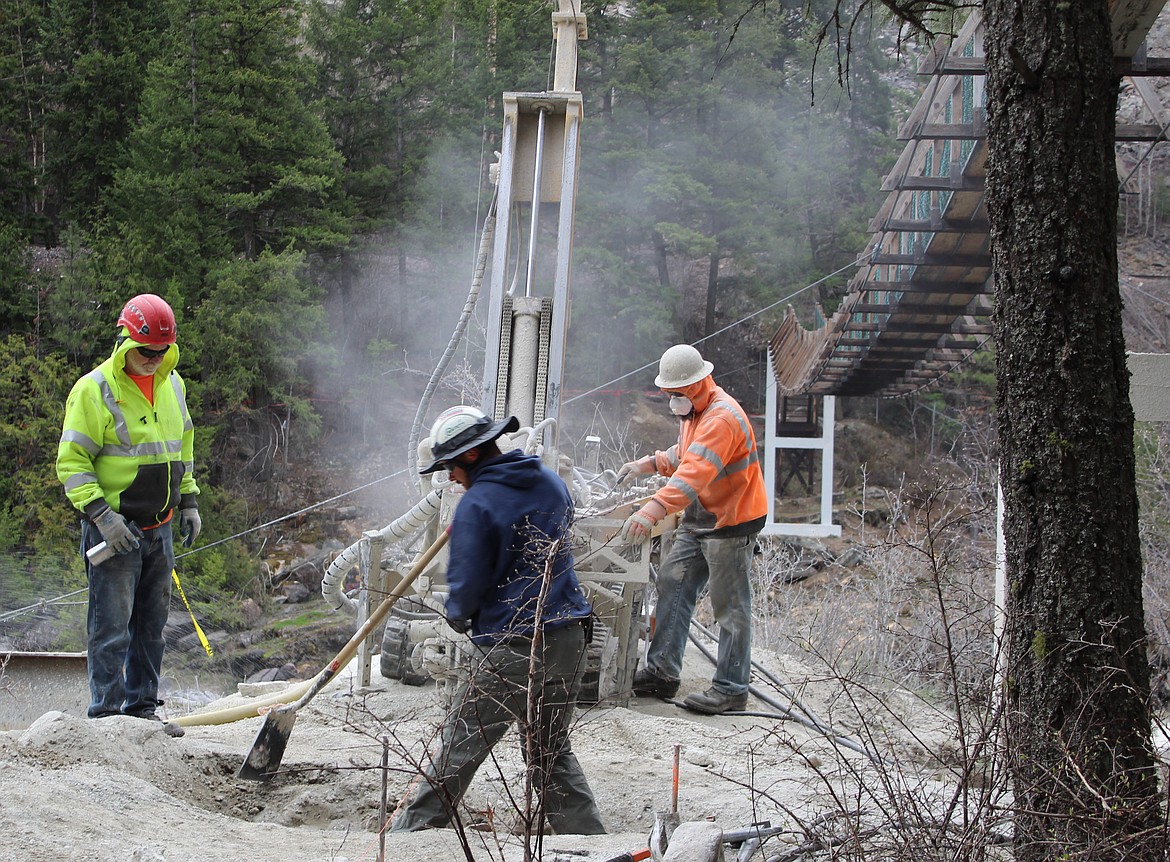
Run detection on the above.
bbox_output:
[669,395,693,416]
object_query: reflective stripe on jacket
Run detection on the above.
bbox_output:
[56,337,198,527]
[649,375,767,530]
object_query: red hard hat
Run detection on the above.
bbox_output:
[117,294,177,345]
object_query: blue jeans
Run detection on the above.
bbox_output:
[82,518,175,718]
[644,527,757,696]
[391,622,605,835]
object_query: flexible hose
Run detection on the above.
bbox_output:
[320,489,445,615]
[691,619,836,731]
[570,465,623,507]
[408,192,499,488]
[524,417,556,453]
[174,675,318,727]
[569,466,592,505]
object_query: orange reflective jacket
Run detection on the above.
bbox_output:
[647,375,767,530]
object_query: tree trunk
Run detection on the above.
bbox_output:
[653,229,671,289]
[983,3,1165,860]
[704,252,719,337]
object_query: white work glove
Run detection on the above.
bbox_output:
[178,507,202,547]
[92,506,140,555]
[619,499,668,544]
[616,458,653,486]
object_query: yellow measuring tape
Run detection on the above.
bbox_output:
[171,569,214,658]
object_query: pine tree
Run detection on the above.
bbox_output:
[38,0,169,231]
[107,0,350,293]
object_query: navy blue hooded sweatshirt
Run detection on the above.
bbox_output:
[444,448,592,644]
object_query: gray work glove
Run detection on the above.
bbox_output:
[616,457,655,486]
[619,498,668,544]
[92,506,140,555]
[178,507,202,547]
[619,510,657,544]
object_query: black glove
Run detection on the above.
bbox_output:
[448,617,472,635]
[91,506,140,555]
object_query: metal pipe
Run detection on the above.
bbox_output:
[388,599,442,621]
[524,107,549,297]
[671,743,680,813]
[506,298,541,424]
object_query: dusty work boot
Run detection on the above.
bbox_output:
[632,668,681,699]
[681,687,748,715]
[131,711,186,738]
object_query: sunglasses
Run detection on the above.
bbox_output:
[136,346,169,359]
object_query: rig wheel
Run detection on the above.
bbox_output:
[379,617,429,686]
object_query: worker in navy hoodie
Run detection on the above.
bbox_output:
[391,405,605,835]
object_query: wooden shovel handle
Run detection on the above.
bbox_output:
[289,529,450,711]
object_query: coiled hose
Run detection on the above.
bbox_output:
[319,488,445,615]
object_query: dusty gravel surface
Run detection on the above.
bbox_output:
[0,641,957,862]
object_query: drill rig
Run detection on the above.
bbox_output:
[318,0,669,706]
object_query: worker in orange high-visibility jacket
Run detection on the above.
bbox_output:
[616,343,767,715]
[56,294,200,728]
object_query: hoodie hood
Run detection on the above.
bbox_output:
[112,330,180,378]
[675,373,717,414]
[468,447,543,490]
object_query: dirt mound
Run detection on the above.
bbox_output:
[0,646,954,862]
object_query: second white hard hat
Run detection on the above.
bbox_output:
[654,344,714,389]
[420,405,520,474]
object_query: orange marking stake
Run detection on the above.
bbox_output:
[671,742,681,813]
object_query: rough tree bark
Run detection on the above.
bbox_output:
[983,1,1165,859]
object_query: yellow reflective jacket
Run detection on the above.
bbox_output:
[56,337,198,527]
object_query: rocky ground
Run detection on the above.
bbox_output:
[0,638,965,862]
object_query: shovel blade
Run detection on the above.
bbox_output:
[238,707,298,781]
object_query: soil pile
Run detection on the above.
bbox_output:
[0,644,952,862]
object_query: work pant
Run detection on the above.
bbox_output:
[644,527,757,696]
[83,519,174,719]
[391,622,606,835]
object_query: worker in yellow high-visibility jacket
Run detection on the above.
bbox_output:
[56,294,200,726]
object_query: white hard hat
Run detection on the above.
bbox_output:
[420,405,520,474]
[654,344,714,389]
[417,436,435,466]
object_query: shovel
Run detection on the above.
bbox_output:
[649,743,682,860]
[238,529,450,780]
